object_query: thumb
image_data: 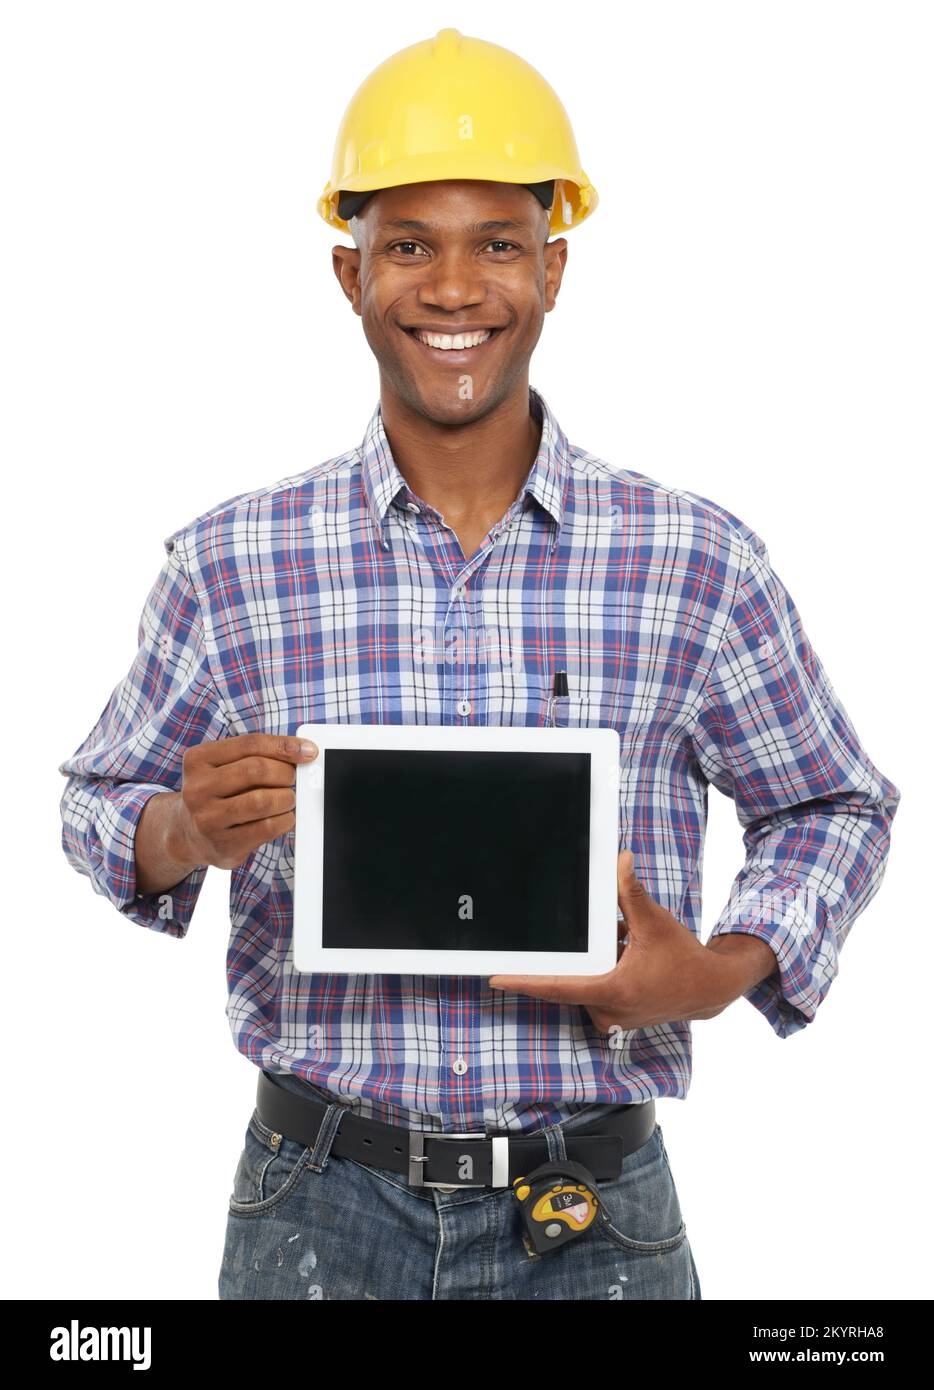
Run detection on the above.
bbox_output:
[617,848,649,923]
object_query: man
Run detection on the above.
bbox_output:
[58,28,900,1301]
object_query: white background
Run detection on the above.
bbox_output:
[2,0,930,1301]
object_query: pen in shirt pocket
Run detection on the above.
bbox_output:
[548,669,570,726]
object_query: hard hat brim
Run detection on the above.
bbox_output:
[319,167,597,236]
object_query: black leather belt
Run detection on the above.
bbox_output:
[256,1069,656,1190]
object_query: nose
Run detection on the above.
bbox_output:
[415,249,487,314]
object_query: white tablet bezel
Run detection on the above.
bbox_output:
[292,722,621,976]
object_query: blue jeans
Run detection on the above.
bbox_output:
[218,1076,702,1301]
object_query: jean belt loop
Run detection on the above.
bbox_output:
[307,1100,346,1173]
[543,1121,569,1165]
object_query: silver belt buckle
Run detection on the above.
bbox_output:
[408,1131,509,1190]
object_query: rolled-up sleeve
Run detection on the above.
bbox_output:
[689,540,901,1038]
[57,539,229,937]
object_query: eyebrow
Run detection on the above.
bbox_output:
[379,218,531,235]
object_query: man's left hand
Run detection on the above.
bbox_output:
[487,849,779,1032]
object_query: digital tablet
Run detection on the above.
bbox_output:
[292,723,621,976]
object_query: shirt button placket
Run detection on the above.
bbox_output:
[444,566,483,1126]
[448,579,475,724]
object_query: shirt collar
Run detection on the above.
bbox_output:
[360,385,572,551]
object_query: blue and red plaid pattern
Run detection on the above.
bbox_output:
[58,386,901,1133]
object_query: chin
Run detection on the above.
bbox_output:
[402,377,509,426]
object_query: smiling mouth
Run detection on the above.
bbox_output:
[402,326,504,355]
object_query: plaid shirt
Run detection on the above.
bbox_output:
[58,385,901,1134]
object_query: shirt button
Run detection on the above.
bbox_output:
[406,502,420,514]
[456,698,472,717]
[452,584,467,600]
[452,1058,468,1076]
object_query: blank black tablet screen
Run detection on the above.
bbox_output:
[321,749,591,952]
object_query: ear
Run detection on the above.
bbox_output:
[543,237,568,313]
[332,244,363,314]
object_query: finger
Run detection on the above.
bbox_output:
[617,847,634,901]
[589,1007,629,1033]
[617,847,649,919]
[198,733,318,769]
[487,973,615,1005]
[213,754,309,799]
[234,810,297,857]
[206,785,297,832]
[211,810,297,870]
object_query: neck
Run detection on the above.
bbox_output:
[378,382,542,529]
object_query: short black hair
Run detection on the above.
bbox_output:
[337,179,555,222]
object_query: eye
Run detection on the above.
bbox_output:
[485,241,519,254]
[390,241,429,256]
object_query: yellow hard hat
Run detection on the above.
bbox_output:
[317,28,598,236]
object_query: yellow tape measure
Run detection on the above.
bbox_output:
[513,1159,602,1257]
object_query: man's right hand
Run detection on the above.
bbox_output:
[173,732,319,869]
[135,733,318,894]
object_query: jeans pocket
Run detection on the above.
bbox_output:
[592,1123,688,1254]
[227,1108,314,1218]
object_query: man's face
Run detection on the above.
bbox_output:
[332,179,567,425]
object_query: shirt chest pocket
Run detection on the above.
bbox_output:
[539,680,662,740]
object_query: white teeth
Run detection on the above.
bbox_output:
[412,329,493,350]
